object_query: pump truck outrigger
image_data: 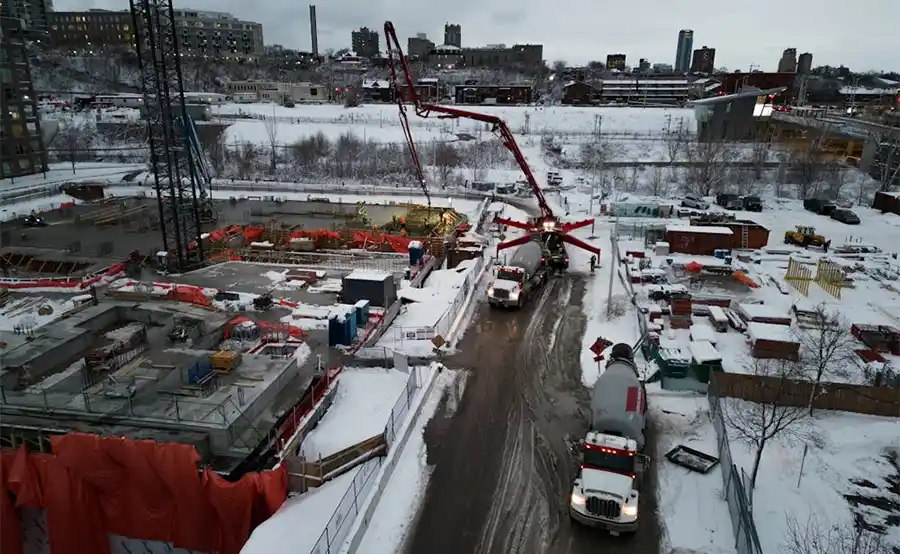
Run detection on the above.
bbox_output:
[382,21,600,266]
[570,342,649,534]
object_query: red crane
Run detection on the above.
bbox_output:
[383,21,600,257]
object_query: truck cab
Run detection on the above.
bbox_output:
[488,265,528,308]
[570,432,644,533]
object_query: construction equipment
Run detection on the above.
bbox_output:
[487,240,549,308]
[784,225,827,248]
[383,22,600,262]
[569,343,648,534]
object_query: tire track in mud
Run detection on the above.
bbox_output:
[407,274,661,554]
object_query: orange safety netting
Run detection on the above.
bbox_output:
[166,284,212,307]
[243,225,265,243]
[0,434,286,554]
[224,316,306,340]
[350,231,414,253]
[209,225,243,243]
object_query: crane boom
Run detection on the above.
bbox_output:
[384,21,552,220]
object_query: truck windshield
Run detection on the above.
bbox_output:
[496,269,524,282]
[583,448,636,475]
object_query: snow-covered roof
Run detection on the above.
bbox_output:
[418,77,439,84]
[666,225,733,235]
[839,86,899,95]
[690,323,717,344]
[435,44,461,51]
[738,303,789,320]
[747,322,796,343]
[689,340,721,363]
[345,269,391,282]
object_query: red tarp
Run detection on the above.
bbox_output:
[165,284,212,307]
[350,231,413,253]
[242,225,265,243]
[209,225,242,243]
[0,435,287,554]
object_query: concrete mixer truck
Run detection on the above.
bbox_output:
[569,343,648,534]
[487,240,549,309]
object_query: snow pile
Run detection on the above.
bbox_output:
[0,296,80,332]
[299,367,411,460]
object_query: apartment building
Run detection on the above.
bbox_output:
[0,0,52,32]
[174,9,264,58]
[47,10,133,50]
[350,27,379,58]
[1,17,47,179]
[225,81,326,103]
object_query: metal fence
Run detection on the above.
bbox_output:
[308,456,382,554]
[308,365,424,554]
[433,255,485,338]
[708,387,764,554]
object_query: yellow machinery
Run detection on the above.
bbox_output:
[784,225,827,248]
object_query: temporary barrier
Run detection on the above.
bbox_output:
[0,434,287,554]
[0,262,126,290]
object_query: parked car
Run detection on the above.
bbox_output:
[682,194,710,210]
[803,198,837,216]
[742,195,763,212]
[23,215,48,227]
[831,208,860,224]
[716,193,743,210]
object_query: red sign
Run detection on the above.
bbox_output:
[590,338,612,361]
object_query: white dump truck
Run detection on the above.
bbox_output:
[487,240,548,309]
[569,343,648,534]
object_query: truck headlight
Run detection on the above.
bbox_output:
[509,290,519,300]
[622,504,637,517]
[488,287,495,296]
[570,492,586,506]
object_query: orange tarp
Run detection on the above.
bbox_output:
[0,434,286,554]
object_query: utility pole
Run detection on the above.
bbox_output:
[606,222,618,316]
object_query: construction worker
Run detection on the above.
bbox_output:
[590,255,597,274]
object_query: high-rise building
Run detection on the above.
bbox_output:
[443,23,461,47]
[778,48,798,72]
[309,5,318,56]
[47,10,133,50]
[408,34,434,59]
[174,10,264,58]
[0,0,53,32]
[351,26,379,58]
[606,53,626,71]
[674,29,693,73]
[690,46,716,73]
[797,52,813,75]
[1,17,47,179]
[638,58,651,72]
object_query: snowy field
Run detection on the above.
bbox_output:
[300,367,411,460]
[216,103,697,137]
[725,402,900,553]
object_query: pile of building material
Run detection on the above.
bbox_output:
[669,292,693,329]
[737,303,791,326]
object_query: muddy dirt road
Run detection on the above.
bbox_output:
[406,275,661,554]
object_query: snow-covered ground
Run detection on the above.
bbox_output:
[299,367,412,460]
[724,402,900,554]
[349,369,463,554]
[0,162,143,196]
[0,295,87,332]
[215,103,697,136]
[241,465,361,554]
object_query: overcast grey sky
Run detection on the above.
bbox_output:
[57,0,899,72]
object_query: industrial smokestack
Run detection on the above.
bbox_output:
[309,5,318,56]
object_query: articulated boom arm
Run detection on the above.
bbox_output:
[383,22,428,206]
[384,21,551,219]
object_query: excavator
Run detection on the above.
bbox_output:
[382,22,600,265]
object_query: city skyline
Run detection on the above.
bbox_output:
[54,0,900,72]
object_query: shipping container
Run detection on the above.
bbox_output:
[665,225,734,255]
[690,218,770,250]
[342,270,397,308]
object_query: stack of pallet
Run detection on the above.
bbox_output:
[669,292,693,329]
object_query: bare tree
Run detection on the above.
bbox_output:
[869,130,900,192]
[750,138,770,181]
[432,141,460,187]
[54,118,95,173]
[263,115,278,174]
[796,305,855,414]
[235,142,259,180]
[684,139,737,195]
[204,133,227,178]
[782,512,889,554]
[646,166,668,197]
[665,118,688,165]
[788,129,831,199]
[723,358,809,489]
[823,163,851,199]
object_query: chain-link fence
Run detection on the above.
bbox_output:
[384,366,422,448]
[708,385,764,554]
[308,456,382,554]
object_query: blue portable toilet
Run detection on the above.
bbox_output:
[328,314,343,346]
[355,300,370,326]
[408,241,425,266]
[345,308,358,342]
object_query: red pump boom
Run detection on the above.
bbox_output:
[383,21,599,258]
